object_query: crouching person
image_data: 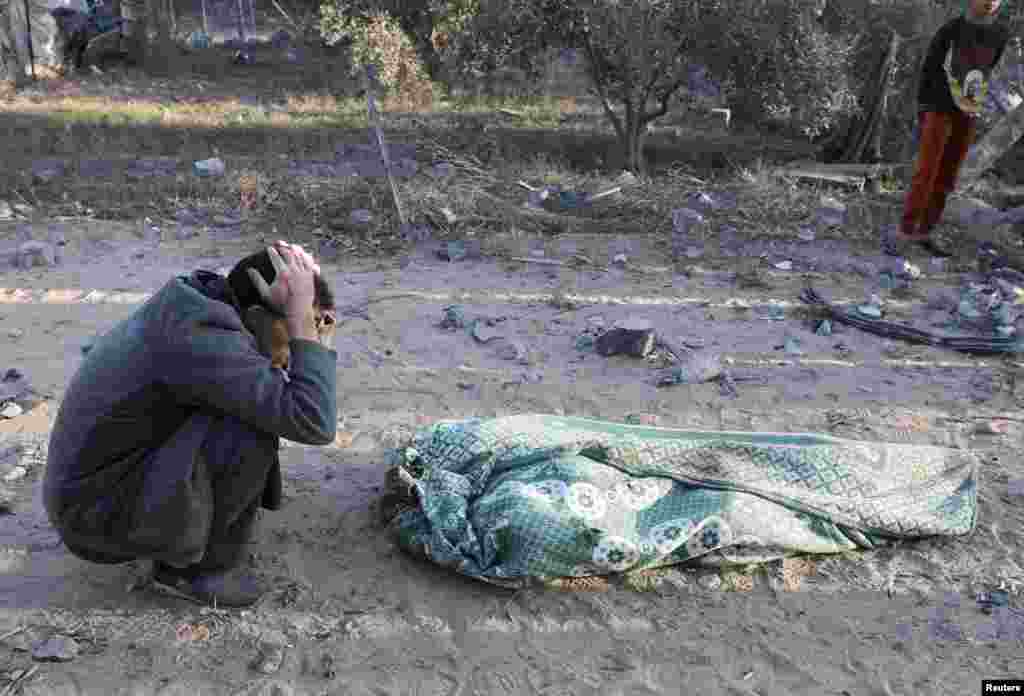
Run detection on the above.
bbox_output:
[43,242,338,607]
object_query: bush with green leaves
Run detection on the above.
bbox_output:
[715,0,862,140]
[319,3,432,94]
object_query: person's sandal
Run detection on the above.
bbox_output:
[917,237,953,258]
[884,230,928,256]
[152,562,267,608]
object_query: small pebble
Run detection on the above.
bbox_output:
[253,643,286,674]
[0,402,23,419]
[697,574,722,591]
[625,413,659,426]
[2,466,27,482]
[857,304,882,319]
[31,635,79,662]
[976,420,1010,435]
[774,260,793,271]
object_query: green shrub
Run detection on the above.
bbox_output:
[319,4,432,98]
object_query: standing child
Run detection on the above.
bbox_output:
[892,0,1010,257]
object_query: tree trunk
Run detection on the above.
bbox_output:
[958,102,1024,187]
[622,107,647,174]
[121,0,147,63]
[839,30,899,163]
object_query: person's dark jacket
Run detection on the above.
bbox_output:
[918,15,1011,115]
[43,270,337,566]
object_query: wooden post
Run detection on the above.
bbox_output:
[364,64,407,227]
[235,0,246,41]
[23,0,35,81]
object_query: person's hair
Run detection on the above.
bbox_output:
[227,249,335,314]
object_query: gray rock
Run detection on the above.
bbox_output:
[271,29,292,49]
[16,241,56,269]
[31,159,66,182]
[596,319,656,358]
[252,642,286,674]
[31,635,79,662]
[697,573,722,591]
[193,158,226,177]
[0,402,23,419]
[0,201,14,220]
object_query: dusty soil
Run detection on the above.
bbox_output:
[0,209,1022,695]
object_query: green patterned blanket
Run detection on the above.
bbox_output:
[384,415,978,588]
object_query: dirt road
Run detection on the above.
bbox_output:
[0,218,1021,695]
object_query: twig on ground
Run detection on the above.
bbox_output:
[0,625,26,643]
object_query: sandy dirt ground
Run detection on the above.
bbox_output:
[0,216,1023,695]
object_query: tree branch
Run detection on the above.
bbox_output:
[641,78,686,125]
[583,28,625,141]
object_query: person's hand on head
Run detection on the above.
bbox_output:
[247,241,320,320]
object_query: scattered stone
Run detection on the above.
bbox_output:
[774,260,793,271]
[763,303,786,321]
[439,305,466,330]
[213,213,242,227]
[816,196,847,227]
[437,239,480,262]
[595,319,656,358]
[31,159,66,182]
[575,334,596,352]
[615,171,638,187]
[252,642,286,675]
[0,403,22,420]
[671,208,707,260]
[31,636,79,662]
[194,158,226,177]
[427,162,452,179]
[494,338,528,363]
[781,335,803,355]
[697,573,722,591]
[815,319,833,336]
[245,680,295,696]
[126,158,178,179]
[2,466,27,482]
[976,420,1010,435]
[612,253,628,266]
[625,413,659,426]
[0,201,13,220]
[657,351,725,387]
[470,319,502,344]
[15,241,57,269]
[188,30,211,49]
[857,304,882,319]
[6,329,24,340]
[797,226,816,242]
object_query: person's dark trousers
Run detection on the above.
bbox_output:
[900,110,977,239]
[57,412,279,575]
[186,414,275,574]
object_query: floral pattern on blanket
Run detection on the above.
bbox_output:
[387,415,978,588]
